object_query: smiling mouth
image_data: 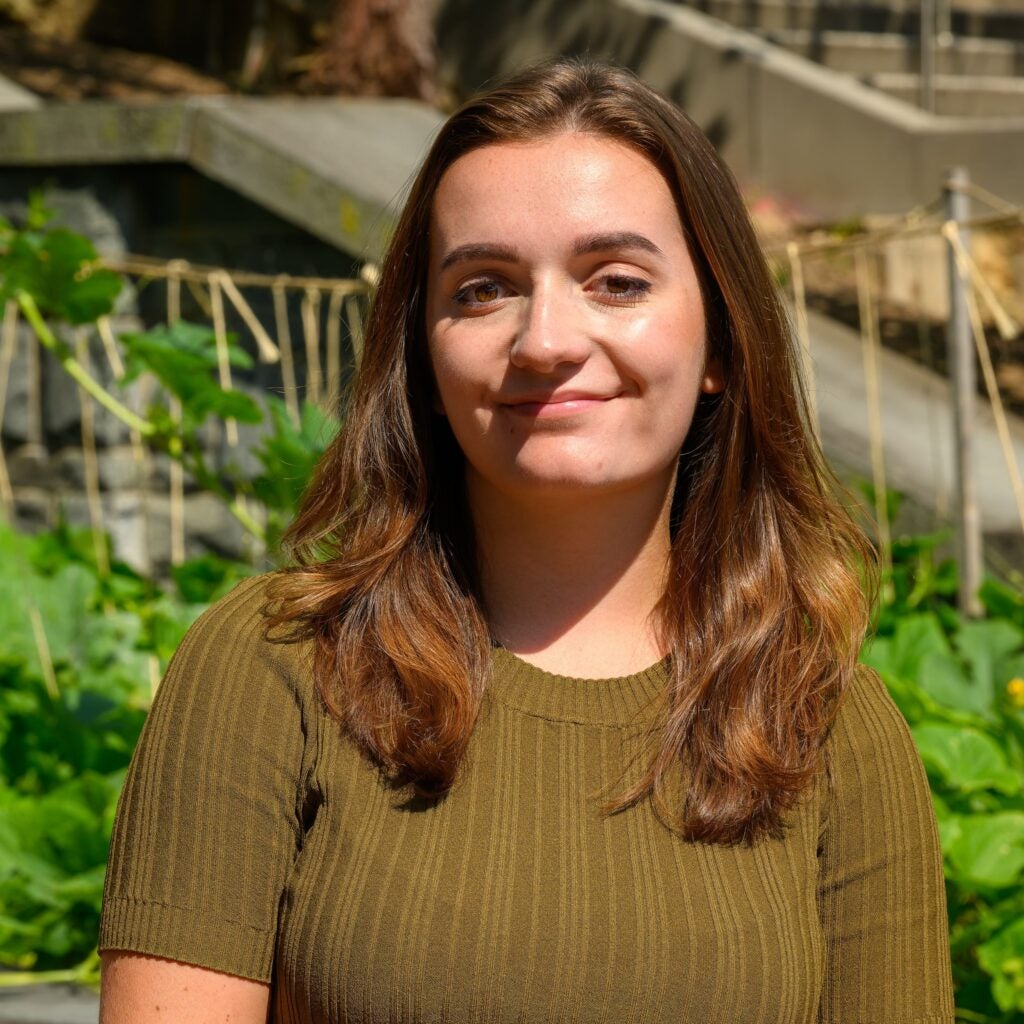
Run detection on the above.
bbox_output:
[502,396,616,417]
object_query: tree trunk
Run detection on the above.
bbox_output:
[1,0,102,40]
[306,0,437,102]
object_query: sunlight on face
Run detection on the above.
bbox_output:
[425,131,722,501]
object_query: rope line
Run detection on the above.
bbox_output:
[946,178,1020,215]
[940,220,1021,341]
[100,253,372,295]
[326,285,345,407]
[0,301,18,519]
[855,247,894,585]
[272,280,301,428]
[945,223,1024,533]
[786,241,819,441]
[167,268,186,567]
[346,294,365,373]
[97,313,153,575]
[302,287,323,407]
[74,328,110,582]
[211,269,280,364]
[209,273,239,448]
[766,205,1024,262]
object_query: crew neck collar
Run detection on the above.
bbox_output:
[485,644,671,726]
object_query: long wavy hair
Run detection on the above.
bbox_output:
[263,55,879,846]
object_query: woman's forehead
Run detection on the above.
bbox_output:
[428,133,686,264]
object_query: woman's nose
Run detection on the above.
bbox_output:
[509,280,592,373]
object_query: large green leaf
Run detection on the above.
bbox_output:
[871,613,952,682]
[980,577,1024,630]
[118,321,261,431]
[978,916,1024,1012]
[947,812,1024,890]
[0,227,121,323]
[911,722,1020,795]
[251,395,338,512]
[917,650,991,714]
[954,619,1024,705]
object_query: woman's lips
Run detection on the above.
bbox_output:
[503,397,615,417]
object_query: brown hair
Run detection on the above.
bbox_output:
[264,55,878,845]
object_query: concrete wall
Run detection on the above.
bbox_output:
[435,0,1024,220]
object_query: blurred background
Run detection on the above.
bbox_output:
[1,2,1024,1021]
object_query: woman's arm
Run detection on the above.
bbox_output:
[97,576,314,1000]
[99,951,270,1023]
[816,665,955,1022]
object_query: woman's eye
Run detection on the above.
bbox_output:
[595,275,651,305]
[453,279,507,307]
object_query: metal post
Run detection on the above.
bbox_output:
[920,0,936,112]
[936,0,953,44]
[944,167,983,617]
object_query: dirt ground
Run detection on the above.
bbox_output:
[0,26,230,99]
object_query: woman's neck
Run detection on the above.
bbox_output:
[467,466,676,678]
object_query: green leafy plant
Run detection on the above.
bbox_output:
[0,191,345,988]
[0,517,247,988]
[0,189,342,550]
[859,488,1024,1020]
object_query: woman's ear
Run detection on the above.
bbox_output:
[700,354,725,394]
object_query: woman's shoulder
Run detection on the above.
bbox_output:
[157,569,316,716]
[817,660,932,834]
[828,662,913,755]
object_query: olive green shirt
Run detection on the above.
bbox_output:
[99,573,955,1022]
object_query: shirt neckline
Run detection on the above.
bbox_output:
[485,643,672,726]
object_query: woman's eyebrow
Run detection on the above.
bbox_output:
[438,243,519,273]
[572,231,665,259]
[437,232,665,275]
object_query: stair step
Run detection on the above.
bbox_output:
[759,27,1024,76]
[685,0,1024,41]
[861,70,1024,114]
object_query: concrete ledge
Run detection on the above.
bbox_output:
[0,100,192,165]
[0,73,42,112]
[0,95,444,259]
[188,98,440,261]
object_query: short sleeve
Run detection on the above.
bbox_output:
[816,664,956,1023]
[98,573,316,983]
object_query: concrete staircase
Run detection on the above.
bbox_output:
[682,0,1024,117]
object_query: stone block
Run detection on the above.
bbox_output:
[54,489,153,575]
[10,486,53,533]
[142,490,250,567]
[145,450,201,492]
[5,445,60,489]
[55,444,152,491]
[0,320,42,445]
[43,186,130,259]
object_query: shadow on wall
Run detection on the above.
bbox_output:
[434,0,733,155]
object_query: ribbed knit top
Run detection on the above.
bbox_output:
[99,573,956,1023]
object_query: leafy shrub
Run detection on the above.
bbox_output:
[861,506,1024,1019]
[0,518,242,984]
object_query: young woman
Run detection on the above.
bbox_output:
[98,56,955,1023]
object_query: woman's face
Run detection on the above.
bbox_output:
[424,131,723,501]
